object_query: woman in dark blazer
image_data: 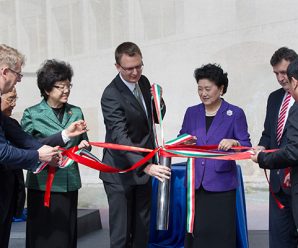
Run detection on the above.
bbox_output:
[179,64,251,248]
[21,60,90,248]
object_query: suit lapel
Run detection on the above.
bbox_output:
[62,104,73,127]
[206,100,228,142]
[40,100,70,129]
[138,79,152,122]
[197,104,207,144]
[114,75,148,120]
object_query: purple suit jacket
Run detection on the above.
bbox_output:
[179,99,251,192]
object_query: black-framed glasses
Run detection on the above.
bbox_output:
[53,83,73,91]
[118,62,144,73]
[8,68,23,78]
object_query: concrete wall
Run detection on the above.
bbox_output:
[2,0,298,204]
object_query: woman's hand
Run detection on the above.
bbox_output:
[78,140,90,149]
[183,136,197,145]
[65,120,88,138]
[218,139,239,151]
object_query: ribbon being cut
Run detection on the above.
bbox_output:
[36,84,257,233]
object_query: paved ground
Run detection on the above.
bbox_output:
[9,203,269,248]
[9,184,270,247]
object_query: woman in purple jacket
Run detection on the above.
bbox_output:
[180,63,251,248]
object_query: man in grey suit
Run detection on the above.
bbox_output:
[252,57,298,234]
[100,42,170,248]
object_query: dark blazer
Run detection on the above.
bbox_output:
[258,88,291,193]
[0,113,41,170]
[179,100,251,191]
[0,117,65,248]
[258,102,298,226]
[100,74,165,185]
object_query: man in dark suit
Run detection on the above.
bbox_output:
[0,87,88,248]
[0,44,60,169]
[252,57,298,235]
[256,47,298,247]
[100,42,171,248]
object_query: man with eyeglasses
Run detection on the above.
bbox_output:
[0,44,60,171]
[0,45,89,248]
[100,41,171,248]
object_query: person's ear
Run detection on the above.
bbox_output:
[0,66,9,78]
[219,85,224,95]
[115,63,121,73]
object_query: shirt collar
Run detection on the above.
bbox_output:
[119,73,137,92]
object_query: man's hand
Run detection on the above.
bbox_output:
[37,145,59,163]
[251,150,261,163]
[254,145,266,151]
[283,172,291,187]
[65,120,88,138]
[144,163,171,182]
[78,140,90,149]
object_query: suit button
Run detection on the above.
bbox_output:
[202,161,205,165]
[277,170,280,175]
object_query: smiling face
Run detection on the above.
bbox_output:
[197,78,223,107]
[46,79,71,107]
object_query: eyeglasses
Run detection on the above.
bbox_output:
[53,84,73,91]
[8,68,23,78]
[3,96,18,105]
[118,62,144,73]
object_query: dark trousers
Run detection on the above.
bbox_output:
[269,189,298,248]
[104,181,152,248]
[0,171,18,248]
[26,189,78,248]
[184,187,236,248]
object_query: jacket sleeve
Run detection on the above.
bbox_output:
[233,108,251,147]
[3,115,42,150]
[101,87,145,167]
[258,94,273,148]
[0,120,39,170]
[179,108,191,136]
[258,104,298,169]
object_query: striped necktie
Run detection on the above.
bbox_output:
[276,92,291,144]
[276,92,292,188]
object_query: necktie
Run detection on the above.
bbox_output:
[276,92,291,188]
[133,84,144,110]
[276,92,291,144]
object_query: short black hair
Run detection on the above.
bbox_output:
[270,47,298,66]
[194,63,228,95]
[37,59,73,99]
[115,42,142,65]
[287,58,298,81]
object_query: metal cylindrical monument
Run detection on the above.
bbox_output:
[156,156,172,230]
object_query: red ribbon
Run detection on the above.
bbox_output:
[43,142,277,208]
